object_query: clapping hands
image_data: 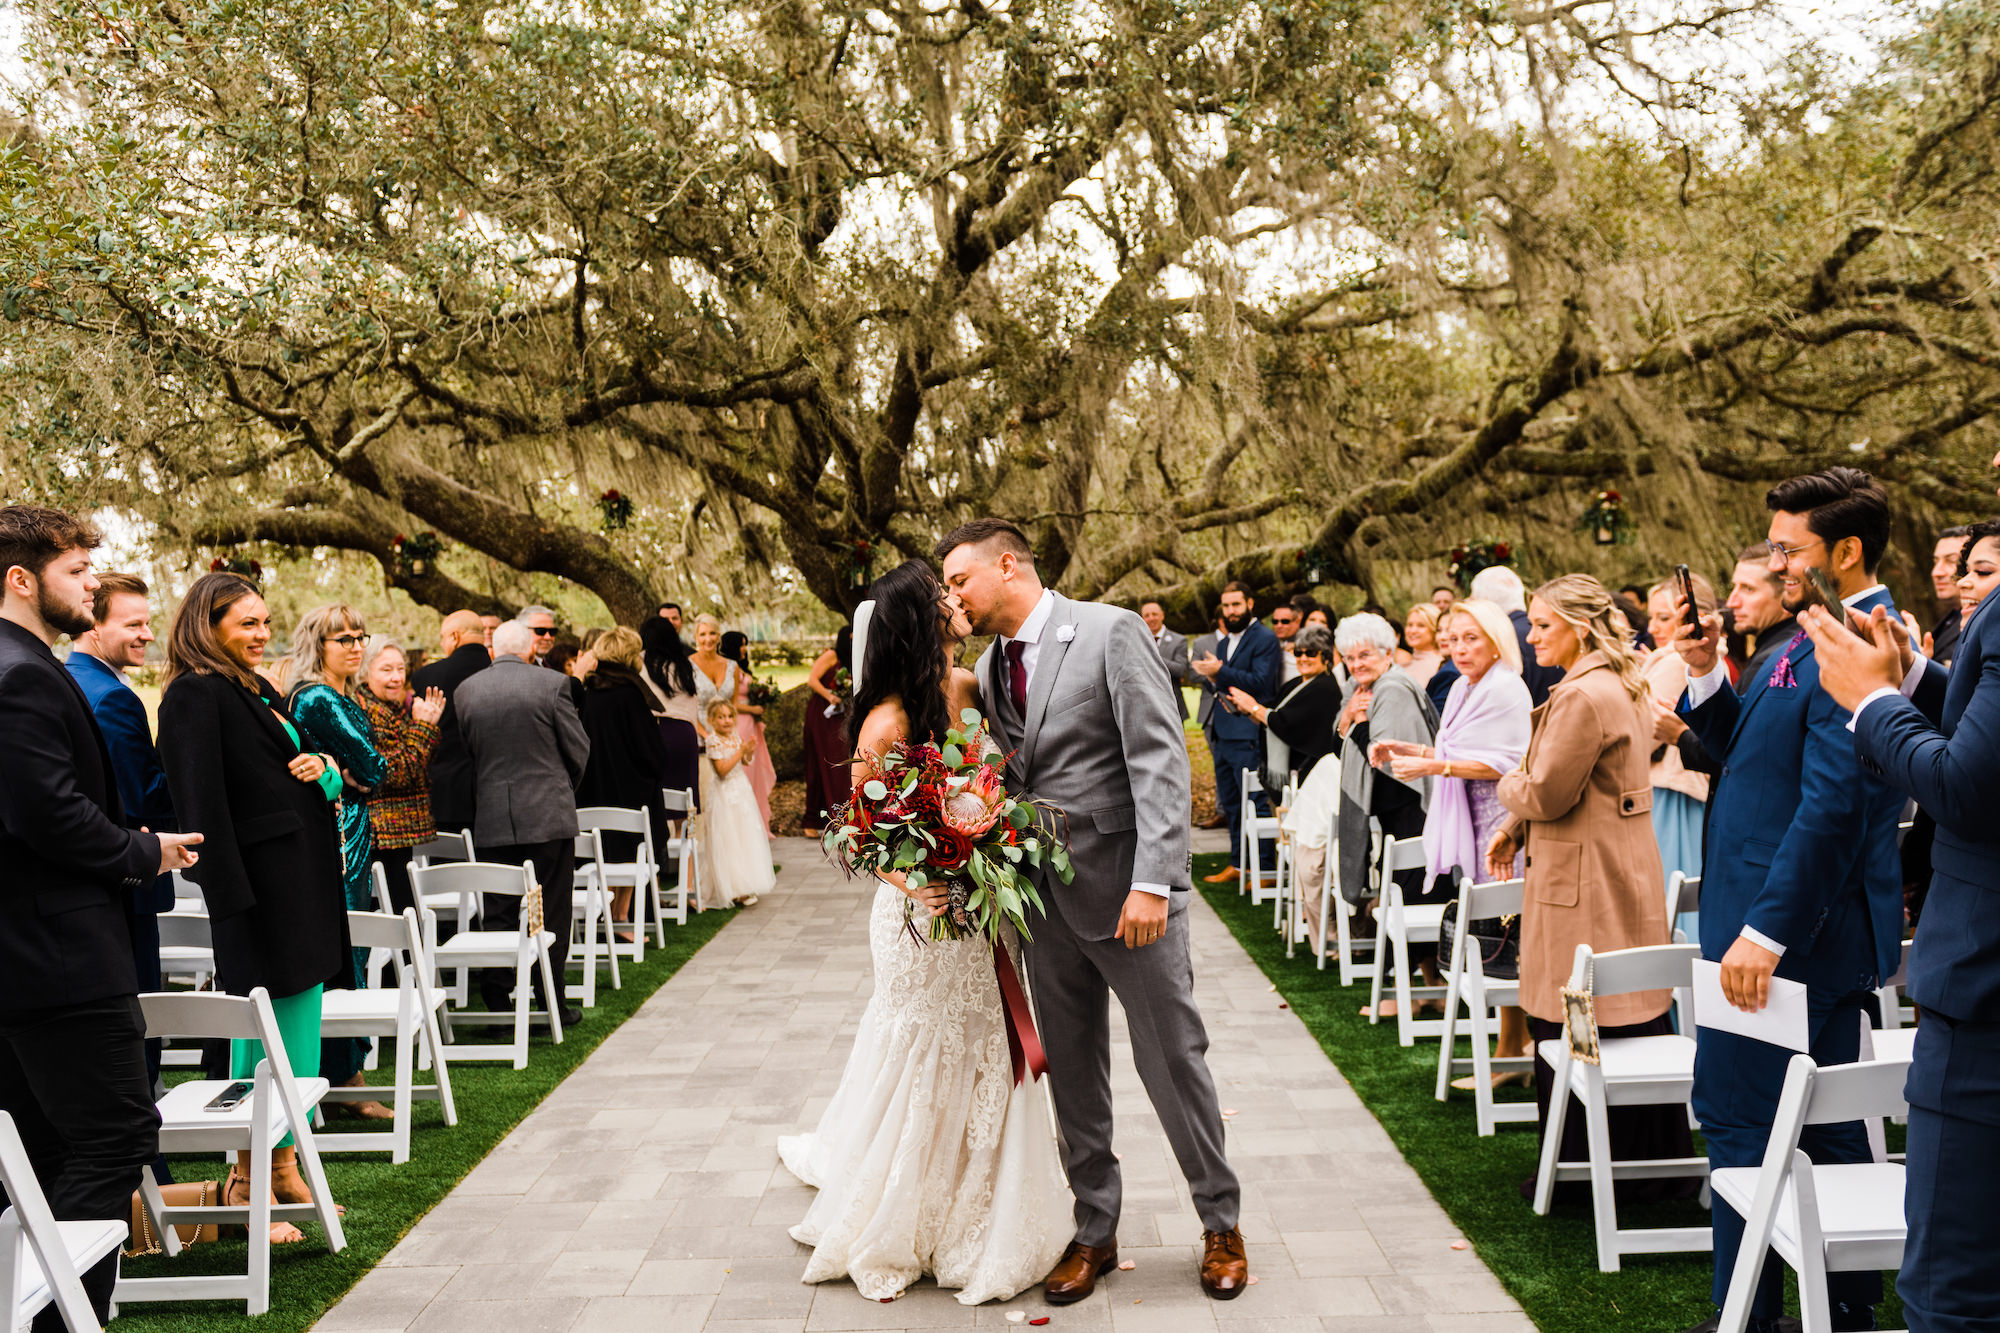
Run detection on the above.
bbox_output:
[411,686,446,726]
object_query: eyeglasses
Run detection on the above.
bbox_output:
[530,626,557,636]
[1766,537,1824,561]
[323,634,367,648]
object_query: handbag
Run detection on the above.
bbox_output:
[1438,895,1520,981]
[125,1179,221,1257]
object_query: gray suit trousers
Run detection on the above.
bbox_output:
[1027,895,1240,1246]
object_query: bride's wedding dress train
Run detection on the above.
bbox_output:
[778,879,1073,1304]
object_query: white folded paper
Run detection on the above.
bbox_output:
[1691,958,1810,1053]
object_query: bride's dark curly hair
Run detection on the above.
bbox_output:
[846,559,954,751]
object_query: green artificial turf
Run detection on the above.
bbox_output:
[1196,852,1902,1333]
[111,901,738,1333]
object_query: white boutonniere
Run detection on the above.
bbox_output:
[1056,624,1077,643]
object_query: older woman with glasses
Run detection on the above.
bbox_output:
[355,637,446,918]
[1227,622,1341,787]
[278,604,391,1119]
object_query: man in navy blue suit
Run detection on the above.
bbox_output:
[1673,467,1906,1333]
[1190,581,1281,884]
[1802,461,2000,1333]
[66,571,176,1122]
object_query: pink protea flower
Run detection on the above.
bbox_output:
[943,764,1007,837]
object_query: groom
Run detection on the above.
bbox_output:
[936,519,1247,1303]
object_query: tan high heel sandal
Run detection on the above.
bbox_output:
[221,1158,305,1245]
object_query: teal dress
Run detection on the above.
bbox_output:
[289,682,387,1082]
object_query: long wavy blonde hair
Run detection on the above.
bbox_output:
[1531,575,1650,708]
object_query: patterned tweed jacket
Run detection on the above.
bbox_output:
[357,686,442,850]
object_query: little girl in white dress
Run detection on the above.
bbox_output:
[697,697,773,908]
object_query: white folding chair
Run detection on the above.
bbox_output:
[407,830,477,937]
[1874,937,1915,1032]
[316,902,459,1163]
[152,912,217,1070]
[0,1112,124,1333]
[1366,833,1448,1045]
[1269,777,1296,932]
[1240,769,1283,904]
[659,786,698,931]
[565,829,620,1007]
[417,861,564,1069]
[1667,870,1702,945]
[1533,943,1711,1272]
[1711,1054,1910,1333]
[118,988,345,1315]
[1434,876,1536,1135]
[576,806,660,964]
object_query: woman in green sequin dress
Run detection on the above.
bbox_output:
[278,604,391,1118]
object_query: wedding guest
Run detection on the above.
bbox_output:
[1371,598,1533,1081]
[65,572,176,1101]
[720,631,777,834]
[355,637,445,918]
[1431,585,1456,613]
[1,508,196,1323]
[1641,574,1715,902]
[1304,607,1331,631]
[478,612,501,649]
[1270,602,1303,682]
[697,697,772,909]
[1400,603,1445,689]
[800,625,853,835]
[1486,574,1685,1201]
[1191,583,1282,884]
[578,626,671,939]
[158,572,347,1244]
[1956,519,2000,622]
[519,603,559,665]
[411,610,490,833]
[1728,543,1794,694]
[1928,526,1971,665]
[689,612,735,731]
[1227,622,1340,789]
[640,617,703,804]
[544,641,582,678]
[1470,566,1564,706]
[455,620,590,1027]
[658,601,683,632]
[280,604,392,1120]
[1141,601,1192,722]
[1326,613,1437,1017]
[1188,609,1229,830]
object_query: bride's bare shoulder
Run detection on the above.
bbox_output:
[855,698,909,753]
[946,667,982,715]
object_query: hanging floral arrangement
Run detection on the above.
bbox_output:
[846,537,876,590]
[598,488,634,530]
[1447,537,1513,591]
[392,531,442,579]
[1577,489,1637,546]
[208,554,263,583]
[1297,544,1331,585]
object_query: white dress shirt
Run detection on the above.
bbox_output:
[1683,584,1888,959]
[1000,588,1168,901]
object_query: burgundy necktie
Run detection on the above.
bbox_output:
[1005,639,1028,712]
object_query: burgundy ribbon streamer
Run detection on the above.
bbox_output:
[992,940,1048,1087]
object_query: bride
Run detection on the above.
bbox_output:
[778,559,1073,1305]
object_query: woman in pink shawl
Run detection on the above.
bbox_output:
[1369,597,1533,1085]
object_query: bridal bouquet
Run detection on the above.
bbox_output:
[823,708,1073,947]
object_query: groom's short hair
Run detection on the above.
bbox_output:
[934,518,1034,565]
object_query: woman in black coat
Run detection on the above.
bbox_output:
[1227,622,1343,783]
[157,573,348,1244]
[577,626,671,939]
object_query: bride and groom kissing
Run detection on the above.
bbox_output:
[776,518,1248,1307]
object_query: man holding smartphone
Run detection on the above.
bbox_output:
[1670,469,1905,1333]
[0,506,203,1331]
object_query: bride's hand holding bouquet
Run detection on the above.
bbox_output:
[824,708,1073,947]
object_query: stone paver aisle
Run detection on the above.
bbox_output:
[316,837,1532,1333]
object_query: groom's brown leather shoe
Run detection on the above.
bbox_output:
[1202,865,1240,884]
[1044,1240,1117,1304]
[1200,1228,1248,1299]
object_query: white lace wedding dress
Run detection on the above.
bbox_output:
[777,880,1074,1303]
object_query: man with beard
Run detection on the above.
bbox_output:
[1190,582,1281,885]
[0,505,203,1330]
[1672,469,1905,1333]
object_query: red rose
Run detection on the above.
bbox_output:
[930,826,975,872]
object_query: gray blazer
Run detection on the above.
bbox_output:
[979,592,1193,941]
[454,656,591,846]
[1155,628,1191,721]
[1188,631,1221,729]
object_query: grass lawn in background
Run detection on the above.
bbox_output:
[110,900,738,1333]
[1196,852,1902,1333]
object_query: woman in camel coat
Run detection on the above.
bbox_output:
[1487,574,1687,1202]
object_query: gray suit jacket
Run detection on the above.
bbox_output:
[1188,631,1221,729]
[454,656,590,847]
[1154,628,1191,721]
[980,593,1193,941]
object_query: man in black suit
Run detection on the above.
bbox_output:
[0,505,202,1330]
[411,609,492,833]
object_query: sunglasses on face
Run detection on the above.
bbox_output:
[531,626,557,636]
[324,634,367,648]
